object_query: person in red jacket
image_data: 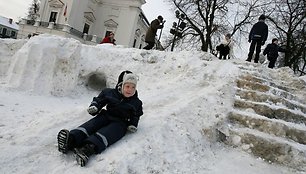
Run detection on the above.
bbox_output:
[100,32,116,45]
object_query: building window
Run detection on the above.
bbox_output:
[11,31,16,37]
[49,12,57,23]
[2,28,7,36]
[6,30,10,36]
[105,31,114,37]
[83,23,90,34]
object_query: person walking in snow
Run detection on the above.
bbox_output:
[263,38,286,69]
[57,70,143,167]
[143,15,165,50]
[100,32,116,45]
[216,33,234,60]
[246,14,268,63]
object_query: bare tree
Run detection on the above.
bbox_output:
[165,0,269,52]
[27,0,40,22]
[266,0,306,74]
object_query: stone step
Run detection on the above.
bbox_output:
[236,79,302,103]
[237,74,306,105]
[239,68,305,90]
[236,78,270,92]
[235,64,261,72]
[228,111,306,145]
[239,75,294,92]
[217,126,306,171]
[234,99,306,125]
[236,89,306,114]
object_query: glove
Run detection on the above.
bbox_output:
[87,106,98,115]
[127,125,137,133]
[261,41,265,45]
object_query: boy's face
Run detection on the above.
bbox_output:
[122,83,136,97]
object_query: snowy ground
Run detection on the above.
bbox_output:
[0,35,304,174]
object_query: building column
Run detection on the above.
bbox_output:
[47,22,54,29]
[83,33,88,40]
[34,20,40,27]
[91,35,97,42]
[62,24,71,32]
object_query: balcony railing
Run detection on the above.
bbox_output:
[70,27,83,38]
[20,19,102,44]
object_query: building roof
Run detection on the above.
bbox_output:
[0,16,19,30]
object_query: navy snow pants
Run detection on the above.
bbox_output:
[69,115,128,153]
[247,39,263,63]
[268,56,277,69]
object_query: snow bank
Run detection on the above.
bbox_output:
[0,35,303,174]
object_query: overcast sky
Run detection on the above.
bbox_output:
[0,0,175,30]
[0,0,32,21]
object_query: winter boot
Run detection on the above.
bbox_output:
[74,143,96,167]
[57,129,70,154]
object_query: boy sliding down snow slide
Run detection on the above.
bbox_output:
[57,70,143,167]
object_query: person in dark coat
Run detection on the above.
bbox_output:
[246,14,268,63]
[143,15,164,50]
[57,70,143,167]
[100,32,116,45]
[263,38,286,69]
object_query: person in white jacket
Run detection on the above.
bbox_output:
[216,34,234,60]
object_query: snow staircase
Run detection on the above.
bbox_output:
[217,64,306,171]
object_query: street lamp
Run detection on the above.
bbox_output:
[170,10,186,51]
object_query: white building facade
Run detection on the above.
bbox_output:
[18,0,152,48]
[0,16,19,39]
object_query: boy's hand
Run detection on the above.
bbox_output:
[127,125,137,133]
[87,106,98,115]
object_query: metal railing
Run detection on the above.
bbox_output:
[26,20,35,25]
[69,27,83,38]
[21,19,101,44]
[40,21,49,28]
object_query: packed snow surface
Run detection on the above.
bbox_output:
[0,35,304,174]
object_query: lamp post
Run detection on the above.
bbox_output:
[170,10,186,51]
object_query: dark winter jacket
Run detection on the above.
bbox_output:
[263,43,286,60]
[249,21,268,42]
[89,88,143,127]
[145,19,163,43]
